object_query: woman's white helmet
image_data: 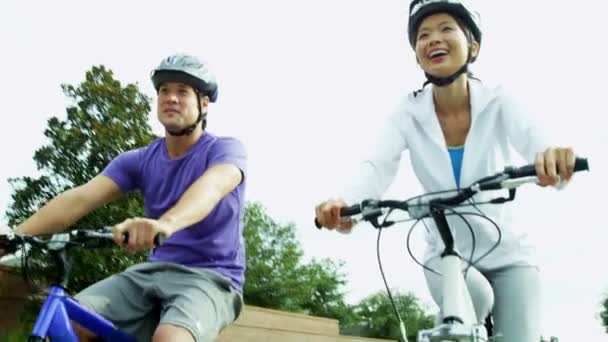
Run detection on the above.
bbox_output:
[407,0,483,87]
[408,0,482,48]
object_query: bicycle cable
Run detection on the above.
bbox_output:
[375,209,410,342]
[406,209,503,277]
[406,210,476,276]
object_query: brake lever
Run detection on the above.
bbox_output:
[473,173,510,191]
[488,188,517,204]
[360,201,385,229]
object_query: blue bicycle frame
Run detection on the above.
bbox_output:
[29,285,136,341]
[28,285,136,341]
[4,228,166,341]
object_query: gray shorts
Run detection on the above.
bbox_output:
[74,261,243,342]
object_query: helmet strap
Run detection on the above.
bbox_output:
[423,42,473,87]
[166,91,206,136]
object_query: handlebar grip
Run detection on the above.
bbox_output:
[314,204,362,229]
[509,157,589,178]
[340,205,362,217]
[574,157,590,172]
[121,232,166,247]
[314,218,322,229]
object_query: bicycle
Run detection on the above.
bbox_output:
[0,227,164,341]
[315,157,590,341]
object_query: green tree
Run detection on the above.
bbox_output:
[343,290,435,341]
[6,65,157,294]
[242,202,355,324]
[601,294,608,334]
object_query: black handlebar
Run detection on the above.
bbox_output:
[314,157,590,229]
[0,228,167,290]
[120,231,166,247]
[505,157,588,178]
[71,229,165,247]
[0,228,166,254]
[341,204,362,217]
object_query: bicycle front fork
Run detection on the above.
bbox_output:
[417,254,489,341]
[417,322,488,342]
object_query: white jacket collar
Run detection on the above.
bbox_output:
[408,79,495,125]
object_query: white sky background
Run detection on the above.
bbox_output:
[1,0,606,340]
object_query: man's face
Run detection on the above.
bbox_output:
[156,82,205,132]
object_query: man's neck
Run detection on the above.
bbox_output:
[165,129,204,159]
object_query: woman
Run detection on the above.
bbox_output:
[314,1,577,341]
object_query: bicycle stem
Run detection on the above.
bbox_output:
[50,249,71,289]
[429,204,477,326]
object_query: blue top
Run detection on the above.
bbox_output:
[447,145,464,188]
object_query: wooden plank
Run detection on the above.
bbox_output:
[218,325,398,342]
[231,305,340,335]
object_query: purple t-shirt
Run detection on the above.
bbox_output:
[102,132,247,291]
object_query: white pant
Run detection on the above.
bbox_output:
[424,257,542,342]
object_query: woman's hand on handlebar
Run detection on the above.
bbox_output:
[535,147,576,187]
[314,199,354,233]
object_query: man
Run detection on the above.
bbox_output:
[9,53,247,342]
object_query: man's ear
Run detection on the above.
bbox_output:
[200,94,210,107]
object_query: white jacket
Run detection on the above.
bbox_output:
[342,79,551,271]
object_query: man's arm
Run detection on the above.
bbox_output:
[15,175,122,236]
[113,162,243,250]
[160,163,243,235]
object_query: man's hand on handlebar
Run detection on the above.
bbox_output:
[314,199,354,233]
[113,218,170,252]
[535,147,576,187]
